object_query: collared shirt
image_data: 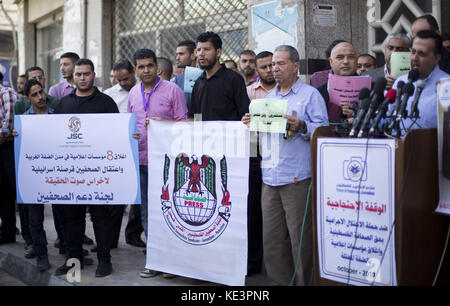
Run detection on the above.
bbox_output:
[14,94,60,115]
[391,65,450,134]
[104,83,130,113]
[48,81,76,100]
[23,106,54,115]
[172,71,192,110]
[261,78,329,187]
[188,64,250,121]
[246,80,274,101]
[247,73,260,87]
[128,79,187,165]
[0,85,18,138]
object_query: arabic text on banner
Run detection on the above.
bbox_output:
[14,114,141,205]
[437,77,450,216]
[146,120,249,286]
[316,138,397,286]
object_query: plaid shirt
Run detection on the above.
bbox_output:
[0,85,18,138]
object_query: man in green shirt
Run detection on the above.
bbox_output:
[13,66,60,115]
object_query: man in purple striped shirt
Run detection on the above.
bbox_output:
[48,52,80,99]
[0,84,18,244]
[127,49,187,279]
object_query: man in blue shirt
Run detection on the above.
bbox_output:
[392,30,450,135]
[243,45,328,285]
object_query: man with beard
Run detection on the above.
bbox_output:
[189,32,249,121]
[54,59,119,278]
[172,40,197,109]
[239,50,259,86]
[245,51,276,276]
[247,51,276,100]
[49,52,80,100]
[189,32,253,275]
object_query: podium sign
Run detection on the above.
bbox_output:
[316,138,397,286]
[437,77,450,216]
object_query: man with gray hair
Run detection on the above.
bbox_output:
[363,33,411,90]
[242,45,328,285]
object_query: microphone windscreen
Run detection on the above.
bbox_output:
[403,83,415,95]
[416,80,426,89]
[397,81,405,90]
[373,78,388,95]
[408,69,420,82]
[385,89,397,103]
[359,98,371,111]
[359,87,371,100]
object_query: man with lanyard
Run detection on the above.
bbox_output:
[49,52,80,100]
[242,45,328,285]
[54,59,119,278]
[103,59,144,250]
[127,49,187,279]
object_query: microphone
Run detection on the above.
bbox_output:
[349,88,371,137]
[409,80,426,118]
[388,70,419,130]
[389,81,405,118]
[396,83,416,122]
[357,78,388,138]
[407,69,420,84]
[369,89,397,136]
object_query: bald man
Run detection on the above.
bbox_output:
[317,42,360,122]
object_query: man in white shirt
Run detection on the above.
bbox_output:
[104,60,136,113]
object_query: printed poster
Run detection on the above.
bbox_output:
[251,1,298,54]
[327,74,372,122]
[249,98,288,133]
[390,52,411,78]
[316,138,397,286]
[14,114,141,205]
[436,77,450,216]
[146,120,249,286]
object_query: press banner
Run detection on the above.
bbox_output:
[14,114,141,205]
[437,77,450,216]
[146,120,249,286]
[316,138,397,286]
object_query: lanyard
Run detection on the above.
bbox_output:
[141,77,160,112]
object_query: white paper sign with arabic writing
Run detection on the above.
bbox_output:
[14,114,140,205]
[316,138,397,286]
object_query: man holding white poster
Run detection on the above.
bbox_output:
[52,59,120,278]
[243,45,328,285]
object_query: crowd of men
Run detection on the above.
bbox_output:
[1,13,450,285]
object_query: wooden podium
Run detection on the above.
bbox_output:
[311,127,449,286]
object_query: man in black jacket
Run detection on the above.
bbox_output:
[317,41,359,123]
[54,59,119,278]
